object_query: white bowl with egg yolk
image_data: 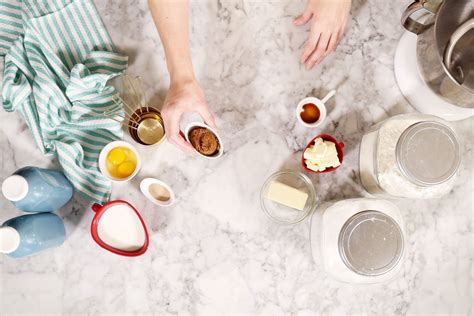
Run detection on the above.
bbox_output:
[98,141,142,182]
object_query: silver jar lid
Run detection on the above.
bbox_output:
[338,210,404,276]
[396,121,461,186]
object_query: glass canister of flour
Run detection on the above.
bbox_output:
[359,114,461,199]
[310,198,405,284]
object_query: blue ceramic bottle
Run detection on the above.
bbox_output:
[0,213,66,258]
[1,167,73,213]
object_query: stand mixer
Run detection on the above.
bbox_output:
[394,0,474,121]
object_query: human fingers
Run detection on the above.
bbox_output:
[337,20,348,44]
[172,133,195,153]
[326,32,339,54]
[310,31,338,66]
[305,32,330,69]
[164,111,194,153]
[293,7,313,26]
[300,30,321,64]
[197,104,217,129]
[314,33,335,65]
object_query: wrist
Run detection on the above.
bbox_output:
[170,74,196,88]
[170,73,197,91]
[168,62,196,86]
[169,73,198,90]
[167,76,204,100]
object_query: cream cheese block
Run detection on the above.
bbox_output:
[265,181,308,210]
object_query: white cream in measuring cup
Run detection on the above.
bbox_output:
[91,201,149,256]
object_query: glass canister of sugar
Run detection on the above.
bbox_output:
[310,198,405,283]
[359,114,461,199]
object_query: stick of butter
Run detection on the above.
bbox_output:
[266,181,308,211]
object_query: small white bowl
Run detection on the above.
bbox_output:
[295,97,327,128]
[296,90,335,128]
[98,141,142,182]
[184,122,224,159]
[140,178,175,207]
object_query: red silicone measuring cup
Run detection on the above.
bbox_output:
[301,134,344,173]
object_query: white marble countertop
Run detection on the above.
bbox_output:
[1,0,473,314]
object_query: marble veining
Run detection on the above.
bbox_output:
[0,0,472,314]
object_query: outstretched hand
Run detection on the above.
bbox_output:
[294,0,351,69]
[161,79,217,153]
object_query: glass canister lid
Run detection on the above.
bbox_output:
[396,121,461,186]
[338,210,404,276]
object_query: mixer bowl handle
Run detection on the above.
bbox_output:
[401,0,443,35]
[443,18,474,86]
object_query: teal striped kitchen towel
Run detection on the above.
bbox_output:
[1,0,128,203]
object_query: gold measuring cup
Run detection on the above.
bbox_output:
[106,75,166,146]
[128,107,165,146]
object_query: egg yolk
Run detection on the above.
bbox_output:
[105,146,137,179]
[117,161,136,178]
[107,148,126,165]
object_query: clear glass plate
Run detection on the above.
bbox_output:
[260,171,317,225]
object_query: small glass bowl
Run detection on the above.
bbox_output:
[260,171,318,225]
